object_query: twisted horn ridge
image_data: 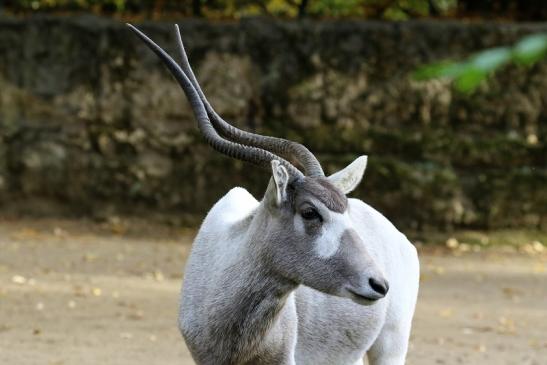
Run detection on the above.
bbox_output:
[173,25,324,178]
[127,24,304,180]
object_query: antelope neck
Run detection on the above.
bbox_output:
[205,212,297,364]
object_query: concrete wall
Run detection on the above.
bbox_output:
[0,15,546,229]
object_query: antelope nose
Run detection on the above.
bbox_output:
[369,277,389,296]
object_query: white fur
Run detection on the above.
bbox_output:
[272,160,290,206]
[180,190,419,365]
[314,211,351,258]
[328,155,368,194]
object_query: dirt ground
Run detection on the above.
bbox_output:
[0,218,546,365]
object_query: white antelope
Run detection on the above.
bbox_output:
[128,24,419,365]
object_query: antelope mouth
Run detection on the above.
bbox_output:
[346,288,383,304]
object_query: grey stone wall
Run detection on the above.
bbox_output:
[0,15,546,229]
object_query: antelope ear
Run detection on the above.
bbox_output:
[327,155,368,194]
[266,160,289,207]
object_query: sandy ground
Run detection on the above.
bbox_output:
[0,218,546,365]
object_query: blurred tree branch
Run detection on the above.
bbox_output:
[414,33,547,93]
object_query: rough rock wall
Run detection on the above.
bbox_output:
[0,16,546,229]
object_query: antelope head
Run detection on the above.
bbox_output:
[128,24,389,304]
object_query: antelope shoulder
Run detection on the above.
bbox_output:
[204,187,259,230]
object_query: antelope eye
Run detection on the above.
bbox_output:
[301,207,322,221]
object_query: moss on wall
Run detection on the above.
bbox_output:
[0,16,545,229]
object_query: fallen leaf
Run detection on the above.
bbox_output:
[439,308,454,318]
[12,275,26,284]
[462,327,474,335]
[475,344,487,352]
[153,270,165,282]
[446,238,459,249]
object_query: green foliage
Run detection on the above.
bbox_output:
[309,0,364,17]
[414,33,547,93]
[513,33,547,65]
[3,0,545,20]
[2,0,458,19]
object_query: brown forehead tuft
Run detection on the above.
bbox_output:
[293,177,348,213]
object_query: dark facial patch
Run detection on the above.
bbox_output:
[292,177,348,213]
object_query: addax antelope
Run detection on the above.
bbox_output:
[128,23,419,365]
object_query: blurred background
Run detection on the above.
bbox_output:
[0,1,546,365]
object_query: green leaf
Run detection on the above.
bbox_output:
[454,68,487,93]
[413,31,547,93]
[513,33,547,65]
[471,47,511,72]
[413,61,466,80]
